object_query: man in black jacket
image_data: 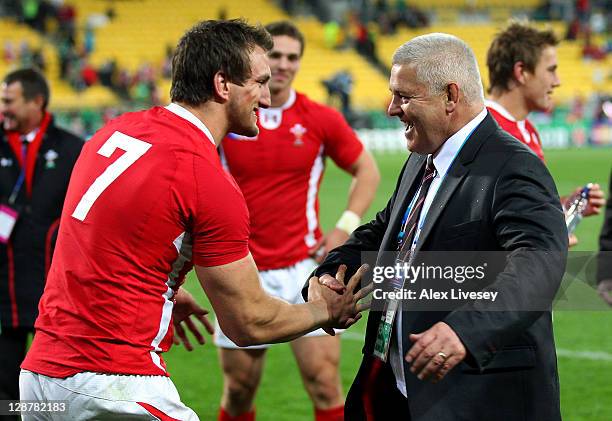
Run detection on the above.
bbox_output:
[0,68,83,406]
[597,169,612,305]
[312,33,568,420]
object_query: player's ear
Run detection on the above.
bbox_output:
[213,71,230,102]
[513,61,527,85]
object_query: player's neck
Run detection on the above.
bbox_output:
[489,88,529,121]
[271,87,292,108]
[180,101,225,146]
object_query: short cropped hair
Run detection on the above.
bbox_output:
[487,21,558,93]
[265,21,305,56]
[392,33,484,105]
[170,19,273,105]
[3,68,50,110]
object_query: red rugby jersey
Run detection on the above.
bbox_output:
[23,104,249,377]
[222,90,363,270]
[486,99,545,161]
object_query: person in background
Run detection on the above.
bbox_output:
[597,169,612,305]
[218,21,380,421]
[0,68,83,419]
[485,20,605,246]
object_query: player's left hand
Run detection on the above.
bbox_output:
[569,183,606,217]
[308,228,350,263]
[172,287,215,351]
[405,322,467,383]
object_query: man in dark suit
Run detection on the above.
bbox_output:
[597,169,612,305]
[312,33,568,420]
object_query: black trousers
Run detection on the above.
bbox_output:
[0,327,30,421]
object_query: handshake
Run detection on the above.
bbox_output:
[307,264,373,334]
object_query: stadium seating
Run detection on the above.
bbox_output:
[376,22,612,104]
[1,2,609,111]
[0,20,117,108]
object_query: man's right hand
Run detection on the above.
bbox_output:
[307,264,372,334]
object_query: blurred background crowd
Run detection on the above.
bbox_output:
[0,0,609,146]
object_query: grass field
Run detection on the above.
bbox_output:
[166,148,612,421]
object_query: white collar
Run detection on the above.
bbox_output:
[432,107,487,177]
[23,129,38,143]
[266,89,296,111]
[165,103,215,146]
[484,99,519,122]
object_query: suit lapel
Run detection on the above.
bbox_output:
[414,113,497,252]
[414,162,469,252]
[378,153,427,255]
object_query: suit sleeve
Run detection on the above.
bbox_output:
[444,149,568,370]
[597,169,612,282]
[302,159,411,299]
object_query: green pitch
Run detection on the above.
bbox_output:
[166,148,612,420]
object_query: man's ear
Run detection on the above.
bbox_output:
[32,94,45,111]
[213,71,230,101]
[445,82,459,113]
[512,61,527,85]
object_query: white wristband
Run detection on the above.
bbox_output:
[335,210,361,234]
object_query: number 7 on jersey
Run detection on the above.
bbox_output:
[72,131,152,221]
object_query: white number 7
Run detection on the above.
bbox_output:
[72,131,152,221]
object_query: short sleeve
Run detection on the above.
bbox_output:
[191,156,250,267]
[321,107,364,170]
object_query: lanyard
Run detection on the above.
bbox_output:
[6,112,51,198]
[7,143,26,205]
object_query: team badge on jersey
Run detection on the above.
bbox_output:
[289,123,307,146]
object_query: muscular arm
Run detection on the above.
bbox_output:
[312,150,380,260]
[196,253,367,346]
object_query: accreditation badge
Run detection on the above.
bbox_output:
[373,299,399,362]
[0,204,19,244]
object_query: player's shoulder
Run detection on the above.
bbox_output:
[98,107,205,146]
[294,91,343,118]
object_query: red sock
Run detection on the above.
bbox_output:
[315,405,344,421]
[218,407,255,421]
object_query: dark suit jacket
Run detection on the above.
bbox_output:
[313,113,568,420]
[597,169,612,282]
[0,119,83,328]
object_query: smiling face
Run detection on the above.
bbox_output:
[267,35,301,98]
[227,46,271,137]
[521,45,560,113]
[1,81,42,133]
[387,63,449,154]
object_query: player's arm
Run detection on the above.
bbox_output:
[195,253,369,347]
[311,150,380,261]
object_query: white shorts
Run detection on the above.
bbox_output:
[19,369,199,421]
[214,258,340,349]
